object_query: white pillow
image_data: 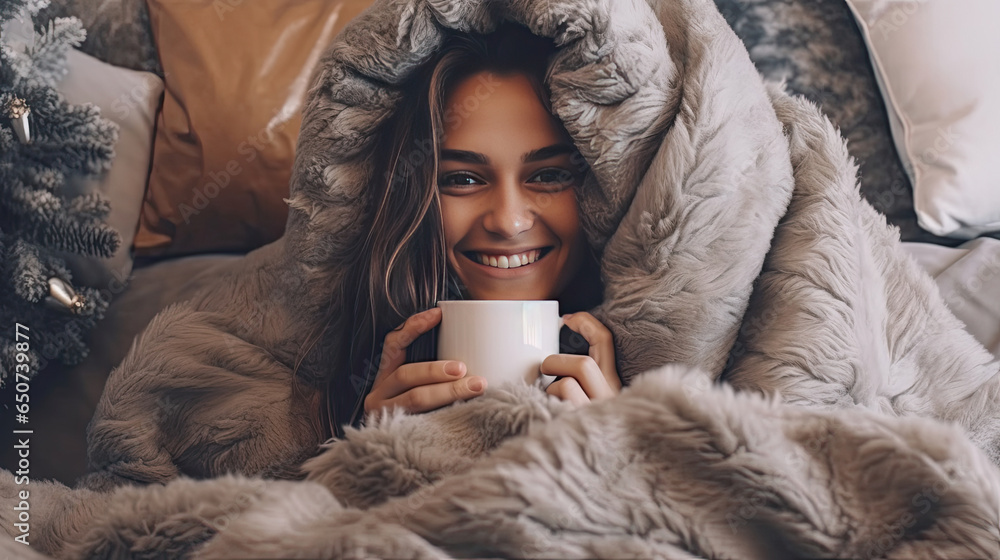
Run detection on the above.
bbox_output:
[846,0,1000,239]
[57,49,164,290]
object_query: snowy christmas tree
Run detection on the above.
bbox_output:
[0,0,119,386]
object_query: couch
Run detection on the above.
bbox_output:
[5,0,999,488]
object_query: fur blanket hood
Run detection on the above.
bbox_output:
[5,0,1000,557]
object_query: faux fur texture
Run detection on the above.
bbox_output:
[5,368,1000,558]
[5,0,1000,556]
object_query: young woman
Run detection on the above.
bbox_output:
[319,24,622,439]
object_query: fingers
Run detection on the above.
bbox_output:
[539,354,616,401]
[373,360,467,402]
[378,376,487,414]
[366,307,489,416]
[375,307,442,385]
[561,312,621,391]
[546,376,590,406]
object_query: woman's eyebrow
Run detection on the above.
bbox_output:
[521,143,576,163]
[440,144,577,166]
[441,149,488,164]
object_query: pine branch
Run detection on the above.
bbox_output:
[38,215,120,257]
[0,281,107,387]
[1,41,34,83]
[65,191,111,222]
[1,192,120,257]
[2,179,62,224]
[0,0,120,380]
[37,247,71,281]
[26,16,85,89]
[14,165,64,193]
[0,126,13,154]
[0,0,30,24]
[33,283,106,360]
[7,238,47,301]
[24,0,48,17]
[21,87,118,177]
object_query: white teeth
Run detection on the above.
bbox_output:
[474,250,543,269]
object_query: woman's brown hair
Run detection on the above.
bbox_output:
[309,23,563,440]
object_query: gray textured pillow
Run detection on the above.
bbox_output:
[713,0,968,246]
[57,48,164,290]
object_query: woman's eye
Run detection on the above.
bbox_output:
[438,173,483,188]
[529,168,576,189]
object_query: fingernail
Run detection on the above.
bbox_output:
[445,361,464,376]
[468,378,485,392]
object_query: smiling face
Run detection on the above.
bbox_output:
[437,71,589,301]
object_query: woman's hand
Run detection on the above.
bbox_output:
[364,307,487,415]
[542,312,621,406]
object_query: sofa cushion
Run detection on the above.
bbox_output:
[846,0,1000,238]
[133,0,372,257]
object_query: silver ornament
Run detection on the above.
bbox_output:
[7,97,31,144]
[45,277,86,314]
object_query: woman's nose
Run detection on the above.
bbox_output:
[482,182,535,238]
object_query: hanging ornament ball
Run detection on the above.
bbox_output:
[45,277,86,314]
[7,96,32,144]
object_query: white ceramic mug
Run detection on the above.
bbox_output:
[437,300,563,388]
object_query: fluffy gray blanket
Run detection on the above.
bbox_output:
[6,368,1000,559]
[5,0,1000,557]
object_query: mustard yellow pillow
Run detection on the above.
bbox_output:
[135,0,372,257]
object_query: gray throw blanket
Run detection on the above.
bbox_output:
[5,0,1000,557]
[5,368,1000,558]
